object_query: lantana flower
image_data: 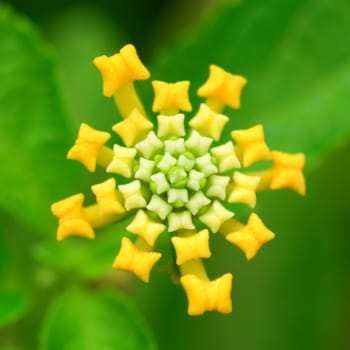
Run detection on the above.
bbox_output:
[51,44,306,315]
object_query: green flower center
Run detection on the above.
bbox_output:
[134,130,225,222]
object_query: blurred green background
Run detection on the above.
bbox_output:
[0,0,349,349]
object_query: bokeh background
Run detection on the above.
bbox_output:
[1,0,349,349]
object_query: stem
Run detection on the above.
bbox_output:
[134,237,154,251]
[96,146,114,168]
[205,97,224,113]
[83,204,128,227]
[179,259,209,281]
[113,82,147,118]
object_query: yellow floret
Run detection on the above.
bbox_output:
[171,229,211,265]
[127,210,165,246]
[197,65,246,112]
[231,124,271,167]
[152,81,192,114]
[113,237,161,282]
[112,109,153,147]
[107,144,137,178]
[198,200,233,233]
[51,194,94,241]
[210,141,241,173]
[226,213,275,260]
[90,178,125,217]
[157,114,186,139]
[270,151,306,195]
[67,123,111,172]
[180,273,233,315]
[226,172,261,208]
[118,180,147,211]
[93,44,150,97]
[189,103,229,141]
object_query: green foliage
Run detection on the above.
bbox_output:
[0,232,30,326]
[0,4,84,235]
[0,0,349,349]
[149,0,350,170]
[40,288,156,350]
[32,224,126,281]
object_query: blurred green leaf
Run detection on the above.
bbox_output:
[0,290,29,327]
[40,288,157,350]
[45,5,126,130]
[0,228,30,326]
[0,5,84,235]
[148,0,350,171]
[32,220,130,281]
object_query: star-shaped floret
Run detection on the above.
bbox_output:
[118,180,147,211]
[107,145,136,178]
[113,237,161,282]
[127,210,165,246]
[152,81,192,114]
[51,194,94,241]
[189,103,229,141]
[67,123,111,172]
[171,229,211,265]
[94,44,150,97]
[225,213,275,260]
[112,108,153,147]
[91,178,125,216]
[231,125,271,167]
[270,151,306,195]
[180,273,233,315]
[226,172,260,208]
[157,114,185,138]
[198,200,233,233]
[197,64,246,111]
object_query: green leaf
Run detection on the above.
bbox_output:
[40,288,157,350]
[0,290,29,326]
[0,227,30,326]
[44,5,126,130]
[0,5,85,235]
[148,0,350,171]
[32,221,130,281]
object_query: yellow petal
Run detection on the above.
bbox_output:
[93,44,150,97]
[231,124,271,167]
[189,103,228,141]
[210,141,241,173]
[198,65,246,110]
[270,151,306,195]
[181,273,233,315]
[112,108,153,147]
[226,232,260,260]
[171,229,211,265]
[118,180,147,211]
[152,81,192,113]
[168,211,195,232]
[127,210,165,246]
[157,114,185,139]
[113,237,161,282]
[226,172,261,208]
[198,200,233,233]
[106,144,137,178]
[247,213,275,245]
[91,178,125,217]
[226,213,275,260]
[67,123,111,172]
[51,194,94,241]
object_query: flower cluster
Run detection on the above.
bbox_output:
[51,44,305,315]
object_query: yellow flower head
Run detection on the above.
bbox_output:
[51,44,306,315]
